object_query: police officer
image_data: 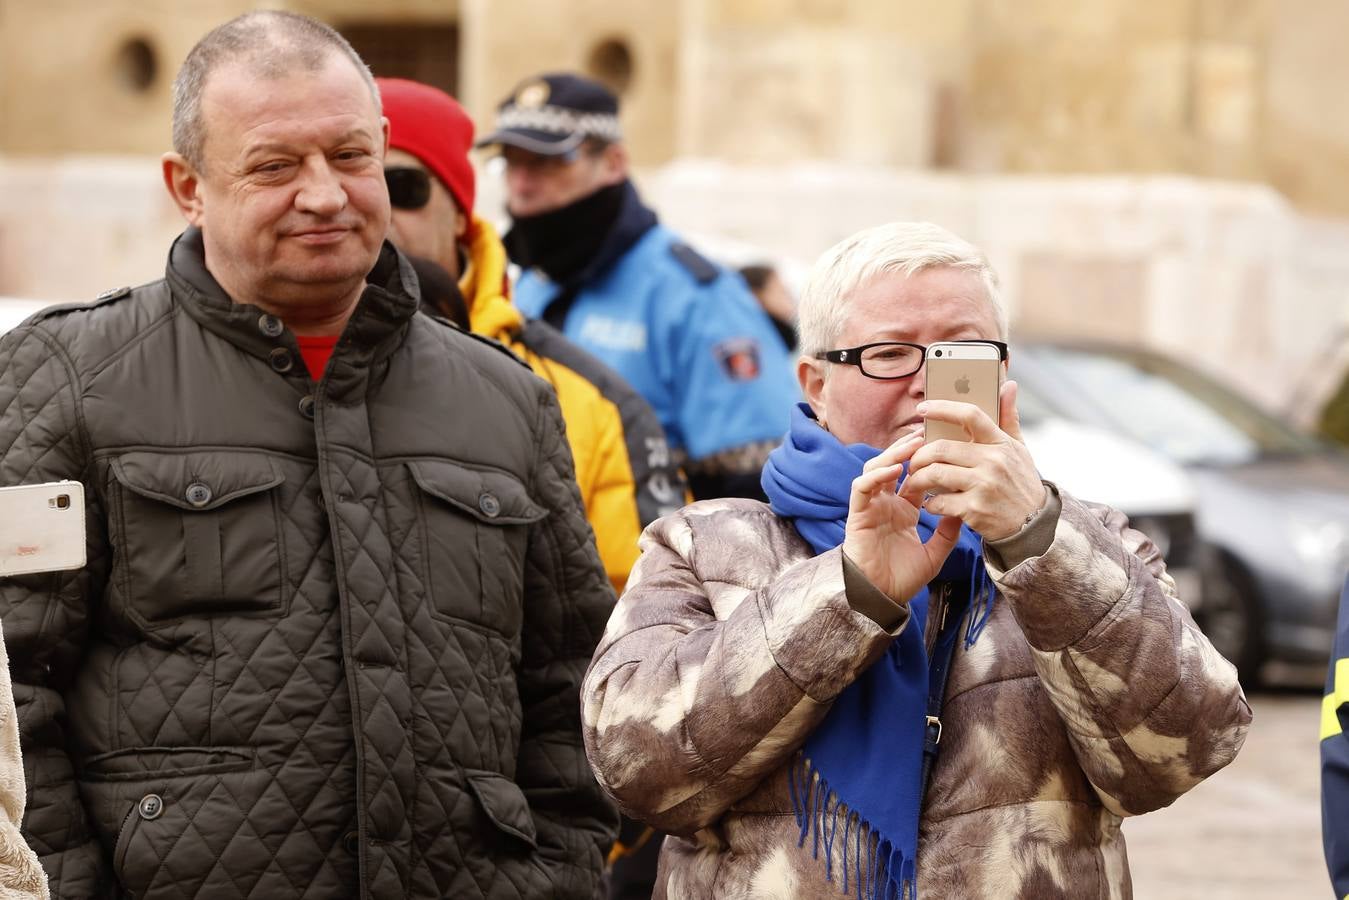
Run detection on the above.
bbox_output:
[480,73,798,500]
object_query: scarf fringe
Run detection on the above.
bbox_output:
[963,565,996,648]
[791,755,917,900]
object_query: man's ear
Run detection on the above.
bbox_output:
[162,153,205,226]
[380,116,391,158]
[600,142,629,186]
[798,355,828,426]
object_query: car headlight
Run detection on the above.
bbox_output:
[1289,515,1349,578]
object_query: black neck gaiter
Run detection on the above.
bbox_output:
[503,181,627,284]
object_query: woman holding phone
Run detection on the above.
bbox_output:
[580,221,1251,899]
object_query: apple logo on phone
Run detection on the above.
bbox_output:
[955,375,971,394]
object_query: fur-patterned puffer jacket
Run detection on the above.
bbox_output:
[582,493,1251,899]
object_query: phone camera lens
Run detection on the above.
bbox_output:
[934,349,943,358]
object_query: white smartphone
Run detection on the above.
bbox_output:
[923,342,1003,443]
[0,481,87,577]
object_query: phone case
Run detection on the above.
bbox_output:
[0,481,87,577]
[924,345,1001,443]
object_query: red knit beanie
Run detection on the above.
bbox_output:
[377,77,476,215]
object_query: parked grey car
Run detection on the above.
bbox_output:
[1011,341,1349,680]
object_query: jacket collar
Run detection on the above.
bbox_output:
[567,179,657,288]
[165,228,422,396]
[459,215,524,341]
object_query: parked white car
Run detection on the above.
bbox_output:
[1020,416,1203,609]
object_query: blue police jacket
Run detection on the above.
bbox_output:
[1325,574,1349,898]
[514,222,798,462]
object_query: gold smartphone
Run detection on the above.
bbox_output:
[923,342,1003,443]
[0,481,86,577]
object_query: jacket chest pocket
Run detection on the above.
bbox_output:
[110,451,287,627]
[407,460,546,636]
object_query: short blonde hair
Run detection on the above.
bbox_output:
[797,221,1007,356]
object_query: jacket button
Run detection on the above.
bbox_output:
[298,395,316,419]
[478,492,501,518]
[138,794,163,821]
[185,483,212,507]
[269,347,294,373]
[258,314,284,338]
[342,831,359,855]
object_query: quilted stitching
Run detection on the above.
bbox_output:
[0,267,617,899]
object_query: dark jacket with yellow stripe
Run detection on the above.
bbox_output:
[439,216,688,593]
[0,230,618,898]
[1324,575,1349,898]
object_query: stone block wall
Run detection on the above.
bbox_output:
[4,1,1349,215]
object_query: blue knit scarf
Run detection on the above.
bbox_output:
[761,403,994,900]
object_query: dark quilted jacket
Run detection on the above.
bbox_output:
[0,229,618,898]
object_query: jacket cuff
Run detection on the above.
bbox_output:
[842,552,909,632]
[987,490,1133,652]
[984,480,1061,570]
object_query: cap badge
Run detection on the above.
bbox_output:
[515,79,550,110]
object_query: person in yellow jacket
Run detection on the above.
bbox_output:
[377,77,688,593]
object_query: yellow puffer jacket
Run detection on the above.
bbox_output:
[459,217,687,591]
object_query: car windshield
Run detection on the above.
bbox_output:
[1033,346,1320,466]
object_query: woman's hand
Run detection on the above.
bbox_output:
[900,380,1047,541]
[842,431,963,603]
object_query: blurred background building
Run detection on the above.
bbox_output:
[0,6,1345,889]
[1,0,1347,417]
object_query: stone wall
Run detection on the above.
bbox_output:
[0,158,181,300]
[457,0,680,163]
[0,0,242,156]
[4,1,1349,213]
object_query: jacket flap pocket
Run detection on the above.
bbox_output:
[82,746,255,782]
[465,769,538,848]
[112,451,283,511]
[407,460,546,525]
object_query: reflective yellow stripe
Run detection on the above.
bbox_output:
[1323,658,1349,740]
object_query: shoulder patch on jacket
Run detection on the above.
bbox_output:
[424,313,532,371]
[668,243,719,285]
[713,337,762,381]
[95,286,132,302]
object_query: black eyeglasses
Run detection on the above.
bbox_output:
[814,340,1008,380]
[384,167,433,210]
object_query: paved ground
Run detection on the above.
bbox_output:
[1124,688,1329,899]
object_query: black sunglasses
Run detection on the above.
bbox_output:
[384,167,432,210]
